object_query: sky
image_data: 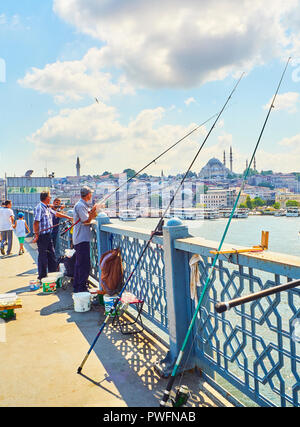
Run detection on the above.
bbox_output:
[0,0,300,178]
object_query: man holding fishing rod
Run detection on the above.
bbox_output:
[72,186,105,293]
[33,191,73,281]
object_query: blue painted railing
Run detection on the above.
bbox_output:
[14,207,300,407]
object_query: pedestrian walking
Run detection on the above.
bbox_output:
[0,200,15,256]
[33,191,72,281]
[13,212,30,255]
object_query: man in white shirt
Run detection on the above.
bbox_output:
[0,200,15,256]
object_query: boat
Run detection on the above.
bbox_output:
[233,208,249,218]
[286,207,299,217]
[203,208,220,220]
[119,210,137,221]
[274,209,286,217]
[170,208,205,220]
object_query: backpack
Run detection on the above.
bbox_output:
[100,248,124,296]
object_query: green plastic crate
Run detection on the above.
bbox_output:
[0,309,15,319]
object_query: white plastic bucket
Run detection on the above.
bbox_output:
[103,294,119,317]
[65,249,76,258]
[73,292,91,312]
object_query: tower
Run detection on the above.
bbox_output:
[254,156,256,171]
[230,146,233,173]
[246,159,248,170]
[76,157,80,177]
[223,150,226,167]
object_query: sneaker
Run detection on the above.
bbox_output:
[0,247,4,255]
[19,250,22,255]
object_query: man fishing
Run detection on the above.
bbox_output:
[72,186,105,293]
[33,191,73,281]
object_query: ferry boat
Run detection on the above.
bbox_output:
[169,208,204,220]
[274,209,286,217]
[233,208,249,218]
[119,210,137,221]
[203,208,220,220]
[219,207,249,218]
[286,207,299,217]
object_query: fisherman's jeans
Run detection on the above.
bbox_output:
[73,241,90,293]
[0,230,13,255]
[37,233,57,280]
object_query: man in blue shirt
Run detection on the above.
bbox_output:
[72,186,99,293]
[33,191,72,280]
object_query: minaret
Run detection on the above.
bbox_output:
[230,146,233,172]
[223,150,226,167]
[76,157,81,177]
[246,159,248,170]
[253,156,256,171]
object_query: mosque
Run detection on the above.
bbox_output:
[199,147,233,179]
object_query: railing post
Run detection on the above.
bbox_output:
[96,212,111,290]
[155,217,195,377]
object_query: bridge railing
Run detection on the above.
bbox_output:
[14,207,300,407]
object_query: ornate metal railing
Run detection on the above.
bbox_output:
[14,207,299,407]
[174,236,300,407]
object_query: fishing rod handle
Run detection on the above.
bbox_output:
[215,278,300,313]
[160,375,176,407]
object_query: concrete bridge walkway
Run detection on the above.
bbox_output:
[0,236,232,407]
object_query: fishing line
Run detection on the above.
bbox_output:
[159,57,291,408]
[60,112,219,236]
[76,73,244,375]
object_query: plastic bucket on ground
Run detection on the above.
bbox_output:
[29,280,40,291]
[41,277,57,293]
[103,294,120,317]
[72,292,91,312]
[47,272,64,287]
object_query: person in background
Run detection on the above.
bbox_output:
[13,212,30,255]
[0,200,15,256]
[33,191,72,281]
[72,186,103,293]
[0,201,6,248]
[50,198,64,255]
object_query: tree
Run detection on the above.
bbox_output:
[286,200,300,207]
[273,202,280,209]
[252,197,266,207]
[123,168,136,179]
[246,196,253,209]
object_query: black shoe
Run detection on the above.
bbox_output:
[0,247,4,255]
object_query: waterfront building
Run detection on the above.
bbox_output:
[275,191,300,208]
[6,176,52,208]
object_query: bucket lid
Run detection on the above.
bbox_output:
[72,292,91,297]
[41,277,57,284]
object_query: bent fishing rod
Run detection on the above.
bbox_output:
[159,57,291,407]
[77,73,244,375]
[61,112,220,237]
[215,277,300,313]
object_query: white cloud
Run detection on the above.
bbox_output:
[263,92,300,113]
[52,0,300,88]
[28,102,211,175]
[18,52,135,103]
[184,97,196,106]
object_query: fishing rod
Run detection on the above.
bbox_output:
[38,219,72,234]
[215,277,300,313]
[77,73,244,375]
[60,112,219,237]
[159,57,291,407]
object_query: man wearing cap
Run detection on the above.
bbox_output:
[72,186,98,293]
